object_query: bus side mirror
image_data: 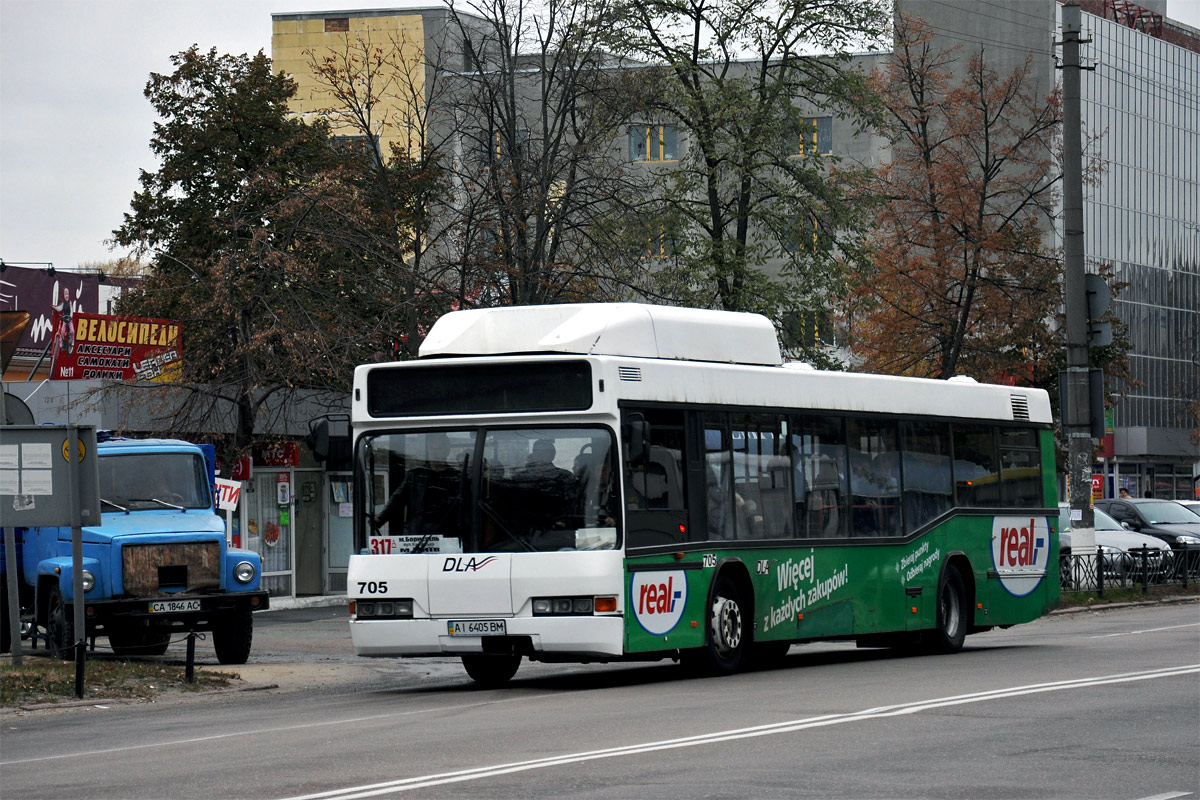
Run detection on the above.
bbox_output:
[624,415,649,463]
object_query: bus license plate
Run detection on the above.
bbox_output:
[150,599,202,613]
[447,619,506,636]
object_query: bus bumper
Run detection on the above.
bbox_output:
[350,615,625,659]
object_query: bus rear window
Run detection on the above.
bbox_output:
[367,361,593,416]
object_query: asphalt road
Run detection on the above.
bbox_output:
[2,602,1197,800]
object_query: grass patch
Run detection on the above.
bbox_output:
[1,655,236,707]
[1060,582,1198,608]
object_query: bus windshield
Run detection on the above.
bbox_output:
[362,427,619,553]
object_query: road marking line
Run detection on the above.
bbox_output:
[278,665,1200,800]
[1091,622,1200,638]
[0,692,545,766]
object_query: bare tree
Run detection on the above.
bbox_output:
[441,0,655,306]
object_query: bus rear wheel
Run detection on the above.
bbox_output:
[927,566,967,654]
[462,654,521,687]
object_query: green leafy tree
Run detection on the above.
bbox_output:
[603,0,887,334]
[112,47,392,462]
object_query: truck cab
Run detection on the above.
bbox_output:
[2,437,268,663]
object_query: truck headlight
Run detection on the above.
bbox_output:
[234,561,257,584]
[81,570,95,592]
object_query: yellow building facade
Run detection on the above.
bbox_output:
[272,9,431,160]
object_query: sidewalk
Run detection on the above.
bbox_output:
[264,594,347,612]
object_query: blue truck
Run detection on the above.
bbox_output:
[1,437,268,663]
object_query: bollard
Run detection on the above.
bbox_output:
[185,631,197,684]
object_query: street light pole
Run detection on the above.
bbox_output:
[1061,0,1095,549]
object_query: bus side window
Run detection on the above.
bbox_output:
[623,408,689,547]
[999,428,1042,507]
[953,424,1000,507]
[847,418,902,537]
[792,416,848,538]
[901,421,953,531]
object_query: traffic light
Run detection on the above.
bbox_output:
[1085,273,1112,346]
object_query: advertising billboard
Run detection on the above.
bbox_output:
[50,312,182,381]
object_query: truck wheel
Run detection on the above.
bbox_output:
[109,627,171,657]
[46,584,75,660]
[213,610,253,665]
[1,578,9,654]
[461,654,521,687]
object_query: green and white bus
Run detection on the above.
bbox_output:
[348,304,1059,686]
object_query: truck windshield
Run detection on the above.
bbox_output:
[99,452,212,510]
[363,426,619,553]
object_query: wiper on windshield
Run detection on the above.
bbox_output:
[100,498,128,512]
[127,497,186,511]
[479,499,535,551]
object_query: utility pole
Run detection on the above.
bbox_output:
[1059,1,1095,553]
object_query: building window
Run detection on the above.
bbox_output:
[781,213,831,254]
[645,227,680,260]
[325,17,349,33]
[782,310,835,349]
[788,116,832,156]
[630,124,678,162]
[332,134,379,155]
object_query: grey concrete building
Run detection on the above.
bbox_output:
[898,0,1198,498]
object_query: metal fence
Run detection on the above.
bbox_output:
[1059,546,1199,594]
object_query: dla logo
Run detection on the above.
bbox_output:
[991,516,1050,596]
[630,570,687,635]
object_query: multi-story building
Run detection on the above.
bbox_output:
[272,7,487,160]
[899,0,1198,499]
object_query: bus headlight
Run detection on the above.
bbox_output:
[356,599,413,619]
[81,570,95,593]
[234,561,257,584]
[533,596,616,615]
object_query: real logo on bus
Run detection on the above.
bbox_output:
[991,516,1050,597]
[630,570,687,636]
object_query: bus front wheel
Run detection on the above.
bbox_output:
[685,574,748,676]
[462,654,521,687]
[927,567,967,654]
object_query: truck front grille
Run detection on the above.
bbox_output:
[122,542,220,595]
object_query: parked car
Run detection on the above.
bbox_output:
[1057,504,1170,578]
[1093,498,1200,550]
[1176,500,1200,518]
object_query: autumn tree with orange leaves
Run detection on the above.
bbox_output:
[847,17,1062,383]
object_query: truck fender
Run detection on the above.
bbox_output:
[223,549,264,591]
[35,557,102,604]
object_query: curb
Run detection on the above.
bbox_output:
[1050,594,1198,615]
[261,595,346,612]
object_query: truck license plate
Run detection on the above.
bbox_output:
[150,599,202,613]
[447,619,506,636]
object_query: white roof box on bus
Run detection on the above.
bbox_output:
[419,303,783,365]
